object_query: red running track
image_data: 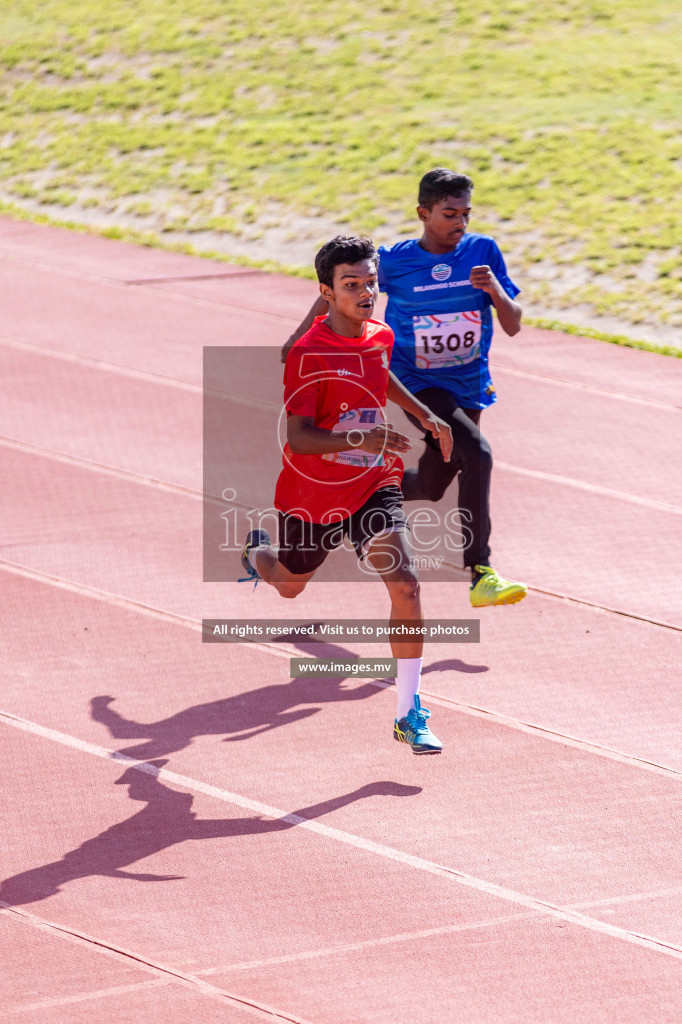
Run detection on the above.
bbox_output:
[1,217,681,1023]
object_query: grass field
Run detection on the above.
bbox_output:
[1,1,680,345]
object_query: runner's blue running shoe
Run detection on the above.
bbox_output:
[239,529,271,588]
[394,695,443,754]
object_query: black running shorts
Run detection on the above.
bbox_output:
[277,486,408,576]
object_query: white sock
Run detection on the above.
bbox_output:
[247,545,266,573]
[395,657,422,720]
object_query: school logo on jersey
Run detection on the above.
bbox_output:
[431,264,452,282]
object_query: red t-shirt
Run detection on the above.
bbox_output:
[274,317,403,523]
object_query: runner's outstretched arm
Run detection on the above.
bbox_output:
[281,295,328,362]
[386,373,453,463]
[470,264,522,336]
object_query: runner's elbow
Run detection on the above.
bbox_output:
[286,423,307,452]
[287,435,309,454]
[503,313,522,337]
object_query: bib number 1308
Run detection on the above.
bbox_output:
[413,311,482,369]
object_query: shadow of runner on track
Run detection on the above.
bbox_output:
[422,658,488,675]
[91,673,380,760]
[0,761,421,907]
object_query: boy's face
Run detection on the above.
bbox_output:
[418,192,472,253]
[321,258,379,324]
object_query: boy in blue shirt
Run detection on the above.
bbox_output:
[283,168,527,607]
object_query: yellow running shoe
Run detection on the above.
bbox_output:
[470,565,528,607]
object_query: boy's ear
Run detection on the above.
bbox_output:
[417,204,429,224]
[319,281,334,303]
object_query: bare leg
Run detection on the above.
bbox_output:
[364,531,423,660]
[253,545,315,599]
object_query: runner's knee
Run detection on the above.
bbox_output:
[390,574,420,604]
[276,580,307,599]
[478,436,493,469]
[462,433,492,471]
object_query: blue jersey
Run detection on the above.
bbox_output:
[377,234,519,409]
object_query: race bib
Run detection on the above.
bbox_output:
[321,407,385,468]
[413,311,482,369]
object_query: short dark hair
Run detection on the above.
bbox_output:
[418,168,474,209]
[314,235,378,288]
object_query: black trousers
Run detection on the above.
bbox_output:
[402,387,492,569]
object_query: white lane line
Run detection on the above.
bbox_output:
[198,885,682,975]
[0,558,294,664]
[570,886,682,910]
[15,885,680,1005]
[2,710,682,965]
[0,332,281,411]
[375,683,682,782]
[1,253,676,410]
[2,559,682,777]
[513,582,682,633]
[0,436,255,513]
[0,253,298,326]
[2,343,679,516]
[127,271,265,284]
[13,432,676,526]
[3,248,677,408]
[1,902,314,1023]
[2,339,679,515]
[6,927,527,1013]
[10,919,530,1010]
[0,332,203,392]
[4,432,681,630]
[0,436,205,502]
[0,558,299,667]
[494,363,681,412]
[0,557,205,632]
[496,460,682,515]
[3,435,681,629]
[9,979,170,1014]
[438,558,682,633]
[135,287,297,326]
[13,887,680,1012]
[197,911,541,976]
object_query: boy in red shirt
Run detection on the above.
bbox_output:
[241,236,453,753]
